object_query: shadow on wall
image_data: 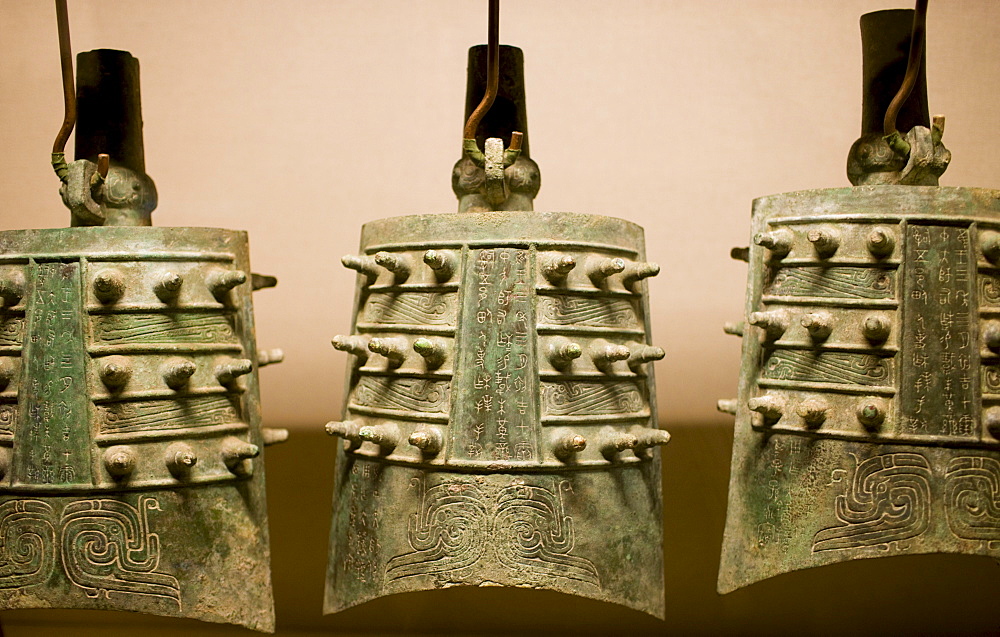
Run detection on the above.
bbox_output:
[2,424,999,636]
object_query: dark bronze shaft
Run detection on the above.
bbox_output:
[883,0,929,136]
[859,9,930,136]
[464,45,530,158]
[75,49,146,173]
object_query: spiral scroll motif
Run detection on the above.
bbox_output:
[812,453,932,552]
[944,456,1000,543]
[0,500,56,589]
[60,497,180,606]
[493,482,599,586]
[981,275,1000,306]
[385,480,489,582]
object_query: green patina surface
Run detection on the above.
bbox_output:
[327,211,668,619]
[720,186,1000,594]
[0,226,275,632]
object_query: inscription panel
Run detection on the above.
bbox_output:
[450,248,538,464]
[14,262,91,487]
[340,463,383,586]
[899,224,976,438]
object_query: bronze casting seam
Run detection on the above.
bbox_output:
[463,0,500,141]
[53,0,76,155]
[883,0,928,136]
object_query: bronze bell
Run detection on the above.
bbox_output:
[719,6,1000,593]
[325,26,669,619]
[0,11,285,630]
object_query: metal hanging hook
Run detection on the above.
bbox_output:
[883,0,928,155]
[463,0,523,161]
[51,0,75,181]
[463,0,499,142]
[53,0,75,156]
[51,0,108,184]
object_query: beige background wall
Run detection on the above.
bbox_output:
[2,0,999,431]
[2,2,1000,636]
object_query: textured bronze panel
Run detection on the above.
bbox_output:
[327,211,666,618]
[15,261,91,487]
[720,186,1000,594]
[450,247,538,464]
[0,227,274,631]
[899,224,977,438]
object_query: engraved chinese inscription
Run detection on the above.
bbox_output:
[451,248,537,463]
[341,463,383,586]
[899,225,976,437]
[14,262,91,486]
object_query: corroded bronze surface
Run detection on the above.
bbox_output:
[0,227,276,629]
[327,211,666,617]
[17,42,282,630]
[719,186,1000,592]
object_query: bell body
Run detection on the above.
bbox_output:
[719,186,1000,592]
[328,211,665,618]
[0,226,273,631]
